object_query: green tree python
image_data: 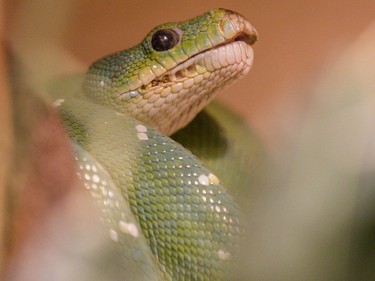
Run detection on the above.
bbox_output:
[51,8,259,281]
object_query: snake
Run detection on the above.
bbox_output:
[52,8,258,281]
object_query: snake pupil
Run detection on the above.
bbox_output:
[151,29,179,51]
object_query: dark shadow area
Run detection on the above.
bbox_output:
[172,109,228,159]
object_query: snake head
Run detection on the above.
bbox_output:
[84,8,258,135]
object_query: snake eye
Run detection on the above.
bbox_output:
[151,29,180,51]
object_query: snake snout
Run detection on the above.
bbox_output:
[217,8,258,47]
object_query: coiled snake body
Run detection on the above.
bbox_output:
[54,8,258,281]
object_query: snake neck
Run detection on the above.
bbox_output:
[83,8,257,136]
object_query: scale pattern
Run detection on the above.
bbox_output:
[59,97,242,280]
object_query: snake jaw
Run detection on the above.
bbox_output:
[139,41,255,135]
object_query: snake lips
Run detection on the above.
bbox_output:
[84,8,257,135]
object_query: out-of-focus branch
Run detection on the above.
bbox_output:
[2,0,98,278]
[7,0,85,97]
[0,0,14,274]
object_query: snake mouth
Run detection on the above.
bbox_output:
[146,27,258,89]
[233,31,258,46]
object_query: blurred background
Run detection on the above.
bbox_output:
[1,0,375,280]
